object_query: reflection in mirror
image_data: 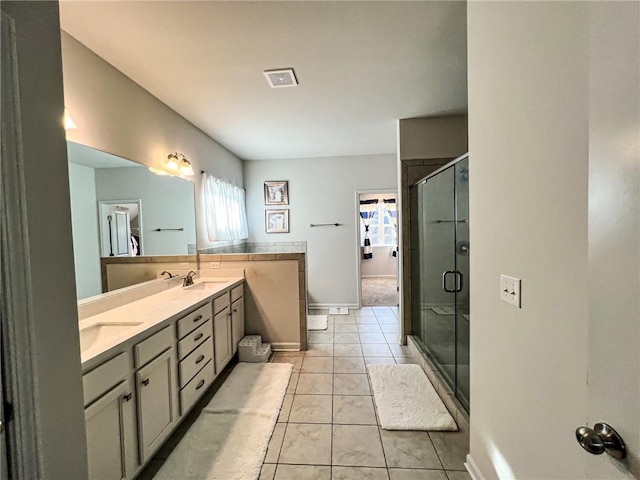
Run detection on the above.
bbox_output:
[67,141,197,300]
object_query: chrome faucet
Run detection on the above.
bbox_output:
[183,270,199,287]
[160,271,175,279]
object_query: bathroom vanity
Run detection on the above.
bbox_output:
[79,277,244,479]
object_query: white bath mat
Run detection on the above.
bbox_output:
[368,364,457,431]
[308,314,328,331]
[154,363,292,480]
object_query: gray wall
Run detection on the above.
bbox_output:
[68,163,102,299]
[61,32,244,251]
[1,2,88,477]
[244,154,397,307]
[466,2,639,478]
[95,166,197,255]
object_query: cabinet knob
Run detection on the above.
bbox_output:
[123,392,133,402]
[141,378,150,387]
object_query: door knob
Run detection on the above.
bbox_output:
[575,422,626,460]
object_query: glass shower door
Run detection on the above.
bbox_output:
[409,155,470,413]
[412,165,457,389]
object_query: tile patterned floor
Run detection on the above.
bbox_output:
[264,306,470,480]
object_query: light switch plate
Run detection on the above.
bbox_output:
[500,274,521,308]
[179,262,189,269]
[209,262,220,269]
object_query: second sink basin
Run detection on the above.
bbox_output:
[184,280,230,291]
[80,322,143,352]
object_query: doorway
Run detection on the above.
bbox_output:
[357,191,399,307]
[98,200,142,257]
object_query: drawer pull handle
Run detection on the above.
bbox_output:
[233,308,238,313]
[193,315,203,323]
[141,378,150,387]
[196,379,206,390]
[194,333,204,341]
[195,355,205,364]
[123,393,133,402]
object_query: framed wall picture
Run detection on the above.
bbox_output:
[265,209,289,233]
[264,181,289,205]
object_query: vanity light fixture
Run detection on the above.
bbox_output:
[165,152,194,176]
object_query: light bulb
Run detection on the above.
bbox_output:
[165,154,180,171]
[179,159,194,176]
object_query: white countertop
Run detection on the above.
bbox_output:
[79,277,244,367]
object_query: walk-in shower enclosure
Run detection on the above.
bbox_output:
[410,154,470,412]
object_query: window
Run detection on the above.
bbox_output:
[202,173,249,241]
[360,202,397,247]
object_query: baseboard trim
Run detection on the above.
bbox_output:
[308,303,359,309]
[361,275,397,279]
[465,454,486,480]
[271,342,301,351]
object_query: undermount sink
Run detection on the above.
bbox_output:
[79,322,143,352]
[184,280,230,290]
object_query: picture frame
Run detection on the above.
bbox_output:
[264,181,289,205]
[265,209,289,233]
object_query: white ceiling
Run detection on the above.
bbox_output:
[59,1,467,161]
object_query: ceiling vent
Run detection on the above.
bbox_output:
[263,68,298,88]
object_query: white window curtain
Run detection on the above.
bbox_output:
[202,173,248,241]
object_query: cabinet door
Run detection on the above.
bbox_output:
[136,348,177,463]
[85,381,135,480]
[214,306,232,373]
[231,298,244,355]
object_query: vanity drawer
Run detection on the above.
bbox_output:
[177,303,212,338]
[231,284,244,303]
[179,337,213,388]
[83,352,129,406]
[180,360,214,416]
[178,319,212,360]
[134,326,173,369]
[213,293,230,315]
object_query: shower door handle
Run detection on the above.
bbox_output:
[442,271,463,293]
[454,271,463,292]
[442,271,456,293]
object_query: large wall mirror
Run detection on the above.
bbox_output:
[67,141,197,300]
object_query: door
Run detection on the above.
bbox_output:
[231,299,244,355]
[85,382,131,480]
[409,156,470,412]
[582,3,639,478]
[99,201,142,257]
[411,165,457,390]
[214,307,232,373]
[136,349,177,463]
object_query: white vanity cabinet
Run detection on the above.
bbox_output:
[83,353,137,480]
[132,325,178,463]
[213,305,232,373]
[176,302,215,415]
[213,285,245,370]
[231,284,245,355]
[81,279,245,480]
